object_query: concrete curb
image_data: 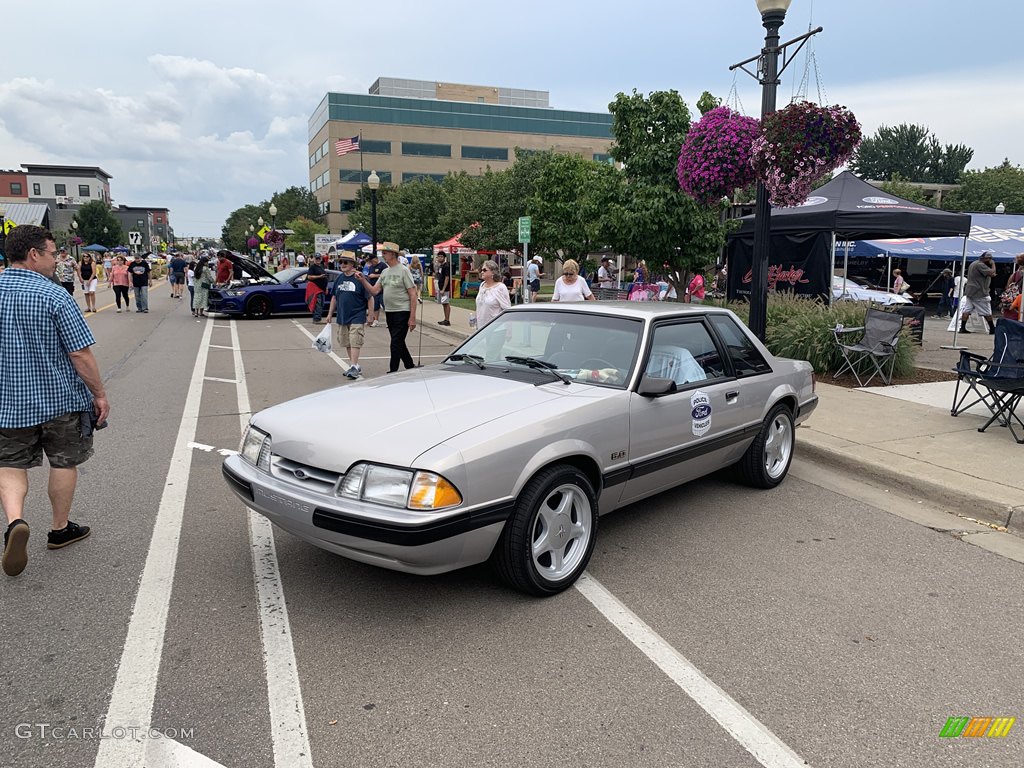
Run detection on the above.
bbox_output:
[797,429,1021,536]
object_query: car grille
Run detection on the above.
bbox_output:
[270,456,341,495]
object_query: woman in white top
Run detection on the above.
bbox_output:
[474,260,511,328]
[551,259,596,302]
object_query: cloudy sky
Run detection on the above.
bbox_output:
[2,0,1020,235]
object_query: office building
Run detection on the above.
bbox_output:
[308,77,615,232]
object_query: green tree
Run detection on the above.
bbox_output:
[268,186,320,225]
[373,178,446,249]
[850,123,973,184]
[221,204,264,251]
[530,154,623,263]
[284,216,328,253]
[878,173,929,205]
[73,201,123,248]
[943,160,1024,213]
[607,89,726,296]
[346,183,396,238]
[696,90,721,116]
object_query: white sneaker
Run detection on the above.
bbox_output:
[116,309,121,313]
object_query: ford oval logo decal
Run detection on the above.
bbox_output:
[294,469,307,480]
[692,404,711,420]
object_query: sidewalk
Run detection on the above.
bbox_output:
[417,299,1023,536]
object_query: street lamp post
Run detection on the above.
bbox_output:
[368,170,380,262]
[71,219,79,262]
[730,1,821,341]
[269,203,278,265]
[0,205,7,266]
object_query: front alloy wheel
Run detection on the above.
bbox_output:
[495,465,598,596]
[245,295,272,319]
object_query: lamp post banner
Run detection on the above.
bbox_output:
[726,231,831,303]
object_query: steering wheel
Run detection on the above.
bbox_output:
[579,358,616,370]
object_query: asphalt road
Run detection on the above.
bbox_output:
[2,287,1022,768]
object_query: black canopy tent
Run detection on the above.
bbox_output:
[726,171,973,301]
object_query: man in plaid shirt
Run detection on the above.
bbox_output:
[0,225,110,577]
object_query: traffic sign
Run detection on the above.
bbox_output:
[128,231,142,245]
[518,216,531,244]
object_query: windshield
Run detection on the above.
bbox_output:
[274,267,305,284]
[452,309,643,388]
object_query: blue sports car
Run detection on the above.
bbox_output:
[207,254,339,319]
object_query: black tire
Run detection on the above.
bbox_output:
[494,465,598,596]
[738,403,795,489]
[245,294,272,319]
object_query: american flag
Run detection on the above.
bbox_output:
[335,136,360,156]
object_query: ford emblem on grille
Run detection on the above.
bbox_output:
[294,469,307,480]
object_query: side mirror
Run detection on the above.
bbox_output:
[637,375,677,397]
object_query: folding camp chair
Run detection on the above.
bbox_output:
[833,308,904,387]
[954,319,1024,442]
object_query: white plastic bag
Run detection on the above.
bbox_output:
[312,324,333,354]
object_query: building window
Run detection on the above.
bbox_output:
[9,182,22,195]
[319,201,331,215]
[461,146,509,161]
[401,142,451,158]
[55,183,66,196]
[402,172,446,184]
[339,199,357,212]
[321,140,329,157]
[360,140,391,155]
[339,170,392,184]
[79,185,90,197]
[310,153,317,168]
[32,183,40,196]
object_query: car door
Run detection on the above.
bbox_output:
[621,317,750,504]
[277,273,308,312]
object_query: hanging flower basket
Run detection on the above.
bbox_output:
[677,107,761,205]
[750,101,862,207]
[263,229,284,247]
[246,237,259,249]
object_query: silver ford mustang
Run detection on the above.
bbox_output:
[223,303,817,596]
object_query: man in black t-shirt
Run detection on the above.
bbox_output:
[306,255,328,322]
[169,254,187,299]
[434,252,451,326]
[129,253,152,313]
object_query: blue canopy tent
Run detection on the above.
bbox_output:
[846,213,1024,263]
[82,244,108,252]
[332,231,372,249]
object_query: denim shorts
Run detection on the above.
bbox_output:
[0,412,94,469]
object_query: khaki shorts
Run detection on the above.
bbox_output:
[962,296,992,316]
[0,412,94,469]
[337,323,365,348]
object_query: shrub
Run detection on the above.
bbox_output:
[713,293,917,377]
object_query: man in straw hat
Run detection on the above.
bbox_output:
[357,242,418,372]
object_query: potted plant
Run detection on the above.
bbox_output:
[677,106,761,205]
[750,101,861,207]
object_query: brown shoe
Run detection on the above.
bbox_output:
[2,520,29,577]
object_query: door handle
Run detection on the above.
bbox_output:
[725,391,739,401]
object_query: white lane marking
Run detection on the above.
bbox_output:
[575,573,811,768]
[204,376,239,384]
[95,320,215,768]
[291,320,352,370]
[208,344,235,350]
[230,321,314,768]
[290,320,449,368]
[145,736,226,767]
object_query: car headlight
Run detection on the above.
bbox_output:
[240,425,272,471]
[337,463,462,510]
[225,290,248,297]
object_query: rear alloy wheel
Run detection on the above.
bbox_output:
[739,403,794,488]
[495,465,598,596]
[245,295,272,319]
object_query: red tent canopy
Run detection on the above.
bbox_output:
[434,223,480,253]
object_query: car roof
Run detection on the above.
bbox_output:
[504,301,735,321]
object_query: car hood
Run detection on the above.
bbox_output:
[251,367,577,472]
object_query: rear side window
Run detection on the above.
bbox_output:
[644,321,726,387]
[710,315,772,376]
